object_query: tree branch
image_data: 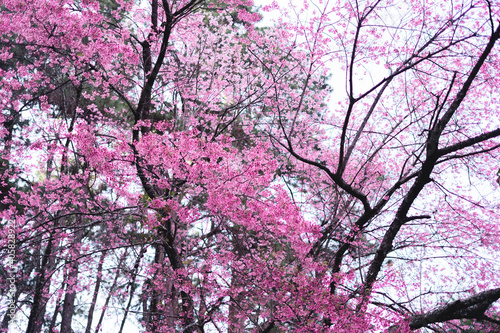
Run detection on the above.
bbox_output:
[438,128,500,157]
[408,288,500,330]
[360,23,500,300]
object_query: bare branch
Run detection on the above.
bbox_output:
[408,288,500,330]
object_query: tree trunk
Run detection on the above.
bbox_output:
[118,246,146,333]
[47,297,62,333]
[228,229,247,333]
[95,249,127,333]
[85,250,107,333]
[60,228,85,332]
[26,232,57,333]
[146,243,170,332]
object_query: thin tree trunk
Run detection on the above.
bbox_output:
[145,245,178,332]
[228,231,246,333]
[47,296,62,333]
[165,280,177,329]
[146,244,165,333]
[26,232,57,333]
[95,249,128,333]
[85,250,107,333]
[118,246,146,333]
[60,228,85,332]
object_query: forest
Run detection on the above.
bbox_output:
[1,0,500,332]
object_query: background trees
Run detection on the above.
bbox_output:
[1,0,500,332]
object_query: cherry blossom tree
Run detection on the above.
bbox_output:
[1,0,500,332]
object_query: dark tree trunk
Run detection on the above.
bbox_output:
[47,297,61,333]
[145,243,165,333]
[95,250,127,333]
[118,246,146,333]
[60,228,84,332]
[85,250,107,333]
[228,229,248,333]
[26,232,57,333]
